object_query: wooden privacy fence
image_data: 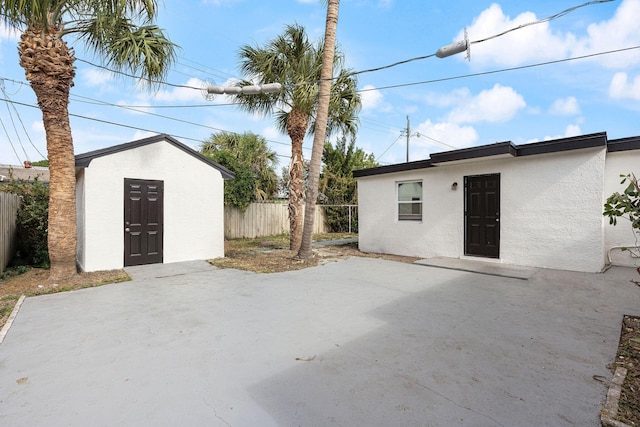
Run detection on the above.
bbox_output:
[0,192,20,274]
[224,202,328,239]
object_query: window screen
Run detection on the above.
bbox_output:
[398,181,422,220]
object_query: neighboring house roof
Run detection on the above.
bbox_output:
[74,134,235,180]
[353,131,626,178]
[0,165,50,182]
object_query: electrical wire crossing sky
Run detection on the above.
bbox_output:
[0,0,638,166]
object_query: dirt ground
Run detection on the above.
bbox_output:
[611,314,640,426]
[209,235,419,273]
[0,235,637,424]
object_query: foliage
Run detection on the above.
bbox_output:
[2,177,50,267]
[202,131,278,211]
[278,161,310,199]
[603,173,640,258]
[234,23,361,251]
[320,136,378,232]
[0,265,30,281]
[31,159,49,167]
[1,0,176,280]
[234,24,360,141]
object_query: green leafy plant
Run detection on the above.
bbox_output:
[320,136,378,232]
[604,173,640,282]
[2,176,50,267]
[202,131,278,211]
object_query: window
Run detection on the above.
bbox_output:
[398,181,422,221]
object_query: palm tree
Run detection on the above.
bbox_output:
[201,131,279,206]
[235,23,360,252]
[1,0,176,282]
[298,0,341,259]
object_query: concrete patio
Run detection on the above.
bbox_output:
[0,257,638,426]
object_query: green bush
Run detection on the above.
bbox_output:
[2,177,50,267]
[324,205,358,233]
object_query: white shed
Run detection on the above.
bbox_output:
[75,134,234,272]
[354,132,640,273]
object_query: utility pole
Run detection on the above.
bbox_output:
[406,115,410,162]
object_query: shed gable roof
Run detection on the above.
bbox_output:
[354,132,615,178]
[75,134,235,179]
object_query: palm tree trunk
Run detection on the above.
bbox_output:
[19,27,78,282]
[287,108,309,252]
[297,0,340,259]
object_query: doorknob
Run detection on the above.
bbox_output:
[125,227,130,232]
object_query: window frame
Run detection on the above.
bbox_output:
[397,180,423,221]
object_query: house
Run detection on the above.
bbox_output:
[0,163,50,182]
[75,134,234,272]
[354,132,640,273]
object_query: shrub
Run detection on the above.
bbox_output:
[2,177,49,267]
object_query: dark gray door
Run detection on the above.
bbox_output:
[124,179,164,266]
[465,174,500,258]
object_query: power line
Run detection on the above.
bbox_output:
[0,115,21,164]
[0,83,46,159]
[2,87,30,161]
[376,134,404,161]
[0,96,302,160]
[68,93,304,151]
[359,45,640,93]
[75,58,204,90]
[71,1,615,94]
[471,0,615,45]
[295,0,616,85]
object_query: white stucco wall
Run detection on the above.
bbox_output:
[358,147,606,273]
[604,150,640,267]
[76,140,225,272]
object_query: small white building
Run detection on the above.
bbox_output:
[75,134,234,272]
[354,132,640,273]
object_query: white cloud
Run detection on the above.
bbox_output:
[446,84,526,124]
[549,96,580,115]
[458,4,571,67]
[0,22,20,42]
[563,123,582,137]
[79,69,114,88]
[31,120,45,133]
[147,77,212,103]
[424,88,470,108]
[360,85,392,112]
[413,119,478,156]
[458,0,640,69]
[529,123,583,143]
[262,125,281,140]
[572,0,640,68]
[609,72,640,100]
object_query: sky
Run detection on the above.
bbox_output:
[0,0,639,168]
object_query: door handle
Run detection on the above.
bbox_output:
[496,218,500,222]
[125,228,130,232]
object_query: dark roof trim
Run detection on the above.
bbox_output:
[353,159,433,178]
[515,132,607,157]
[430,141,516,164]
[607,136,640,152]
[355,131,614,178]
[75,134,235,179]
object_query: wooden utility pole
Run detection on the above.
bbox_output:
[406,115,410,162]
